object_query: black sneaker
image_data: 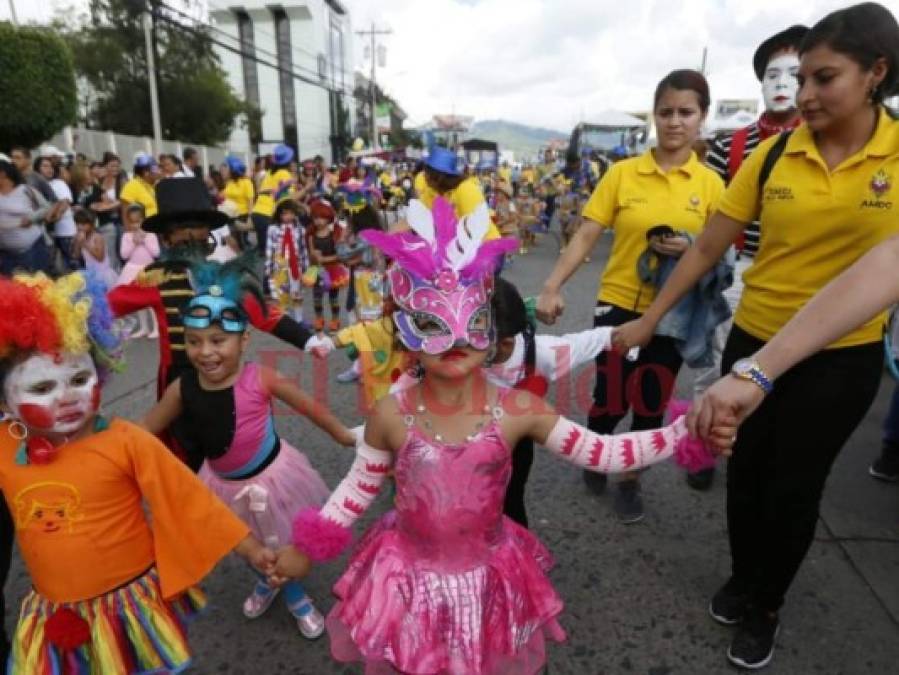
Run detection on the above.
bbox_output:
[709,578,752,625]
[583,469,608,495]
[727,607,779,670]
[686,467,715,491]
[613,480,644,524]
[869,452,899,482]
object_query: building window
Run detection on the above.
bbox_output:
[236,11,260,111]
[329,19,345,92]
[272,7,298,149]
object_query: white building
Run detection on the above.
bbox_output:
[210,0,354,163]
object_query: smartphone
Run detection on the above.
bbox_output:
[646,224,675,240]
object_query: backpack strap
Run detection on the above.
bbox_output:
[758,130,793,194]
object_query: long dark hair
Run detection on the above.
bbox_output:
[801,2,899,103]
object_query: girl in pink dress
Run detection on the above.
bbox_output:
[142,257,357,641]
[278,198,733,674]
[118,204,160,337]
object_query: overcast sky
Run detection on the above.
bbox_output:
[6,0,898,131]
[342,0,898,130]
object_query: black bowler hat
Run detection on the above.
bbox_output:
[752,25,809,81]
[143,177,229,234]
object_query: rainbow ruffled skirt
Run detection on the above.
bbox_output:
[9,569,205,674]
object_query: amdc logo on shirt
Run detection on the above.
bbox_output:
[861,170,893,210]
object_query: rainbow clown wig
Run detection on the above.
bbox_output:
[361,197,517,354]
[0,271,123,383]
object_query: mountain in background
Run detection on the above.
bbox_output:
[469,119,569,159]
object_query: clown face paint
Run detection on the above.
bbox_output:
[762,52,800,113]
[3,352,99,436]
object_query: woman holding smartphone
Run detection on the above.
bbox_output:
[536,69,724,523]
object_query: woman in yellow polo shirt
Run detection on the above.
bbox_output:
[412,146,501,240]
[536,69,724,523]
[610,4,899,668]
[251,144,294,253]
[119,153,159,221]
[221,156,255,218]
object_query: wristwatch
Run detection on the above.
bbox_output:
[731,358,774,394]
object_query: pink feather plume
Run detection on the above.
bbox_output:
[666,399,717,473]
[291,507,353,562]
[460,237,518,280]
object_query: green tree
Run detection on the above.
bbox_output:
[61,0,250,146]
[0,22,77,151]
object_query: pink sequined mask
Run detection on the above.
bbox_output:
[361,198,516,355]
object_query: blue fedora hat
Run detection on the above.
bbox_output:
[272,143,295,167]
[424,146,461,177]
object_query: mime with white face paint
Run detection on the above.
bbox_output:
[686,24,809,492]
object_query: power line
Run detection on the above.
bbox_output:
[154,0,364,104]
[157,0,339,91]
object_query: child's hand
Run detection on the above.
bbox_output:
[304,334,335,356]
[249,545,278,575]
[235,535,278,575]
[274,545,312,579]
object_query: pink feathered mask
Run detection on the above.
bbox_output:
[361,197,516,354]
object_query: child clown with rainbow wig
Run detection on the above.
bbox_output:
[0,271,278,674]
[274,198,737,674]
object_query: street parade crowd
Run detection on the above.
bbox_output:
[0,2,897,673]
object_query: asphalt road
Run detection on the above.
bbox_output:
[5,228,897,674]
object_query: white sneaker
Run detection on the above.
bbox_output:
[294,603,325,639]
[242,584,280,619]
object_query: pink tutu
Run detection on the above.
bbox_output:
[326,414,566,675]
[200,441,329,546]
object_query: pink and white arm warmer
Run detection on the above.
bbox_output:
[291,438,392,562]
[544,411,716,474]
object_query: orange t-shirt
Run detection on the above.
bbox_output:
[0,418,249,603]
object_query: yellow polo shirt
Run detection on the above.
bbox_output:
[583,149,724,313]
[722,108,899,348]
[413,172,501,240]
[221,177,255,216]
[253,169,292,217]
[119,177,157,217]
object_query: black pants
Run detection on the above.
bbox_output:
[251,213,270,255]
[721,325,882,611]
[0,496,13,661]
[503,438,534,527]
[589,303,683,438]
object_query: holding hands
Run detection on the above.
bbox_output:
[687,374,767,448]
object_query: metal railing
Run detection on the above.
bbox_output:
[44,126,253,169]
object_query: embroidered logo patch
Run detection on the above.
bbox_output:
[860,170,893,210]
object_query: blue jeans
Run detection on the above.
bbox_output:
[0,237,51,276]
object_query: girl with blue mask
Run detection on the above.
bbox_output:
[141,256,357,640]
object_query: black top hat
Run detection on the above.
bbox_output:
[143,177,229,234]
[752,25,809,81]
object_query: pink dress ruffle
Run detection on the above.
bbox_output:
[200,442,329,546]
[326,408,565,675]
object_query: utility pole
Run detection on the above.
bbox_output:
[7,0,17,25]
[142,2,163,153]
[700,46,708,76]
[356,23,391,152]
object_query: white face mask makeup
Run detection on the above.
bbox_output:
[3,352,99,437]
[762,52,801,113]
